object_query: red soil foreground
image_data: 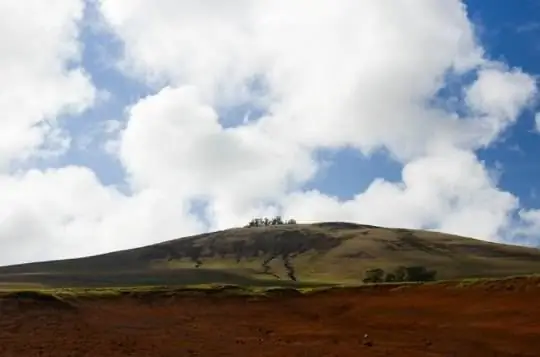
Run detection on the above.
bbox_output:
[1,278,540,357]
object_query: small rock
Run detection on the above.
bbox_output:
[362,333,373,347]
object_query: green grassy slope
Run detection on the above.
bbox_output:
[1,222,540,288]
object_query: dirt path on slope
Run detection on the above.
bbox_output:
[1,279,540,356]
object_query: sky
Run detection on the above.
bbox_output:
[0,0,539,266]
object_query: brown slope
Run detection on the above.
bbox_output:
[1,222,540,287]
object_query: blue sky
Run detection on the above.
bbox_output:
[465,0,540,209]
[53,2,147,187]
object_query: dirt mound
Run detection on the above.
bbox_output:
[0,291,76,312]
[457,275,540,292]
[264,287,304,297]
[124,284,251,303]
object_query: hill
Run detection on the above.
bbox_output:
[1,222,540,288]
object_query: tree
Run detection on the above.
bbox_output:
[404,266,436,282]
[366,265,438,284]
[393,266,407,281]
[363,268,385,283]
[384,272,396,282]
[245,218,262,227]
[244,216,298,228]
[387,265,437,282]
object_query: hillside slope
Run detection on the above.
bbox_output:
[1,222,540,288]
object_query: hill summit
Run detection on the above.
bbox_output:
[1,222,540,288]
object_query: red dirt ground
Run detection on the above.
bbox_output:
[2,277,540,357]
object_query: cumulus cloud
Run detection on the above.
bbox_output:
[0,0,95,169]
[464,67,537,144]
[283,149,518,240]
[0,1,201,265]
[99,0,488,161]
[503,208,540,247]
[0,0,539,265]
[0,167,204,264]
[118,85,316,214]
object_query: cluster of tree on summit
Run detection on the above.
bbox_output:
[244,216,297,227]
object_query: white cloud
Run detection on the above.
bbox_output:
[283,149,518,240]
[0,0,539,265]
[466,67,536,120]
[0,167,204,265]
[0,0,96,169]
[509,209,540,246]
[535,112,540,133]
[464,67,537,144]
[118,85,317,229]
[99,0,487,160]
